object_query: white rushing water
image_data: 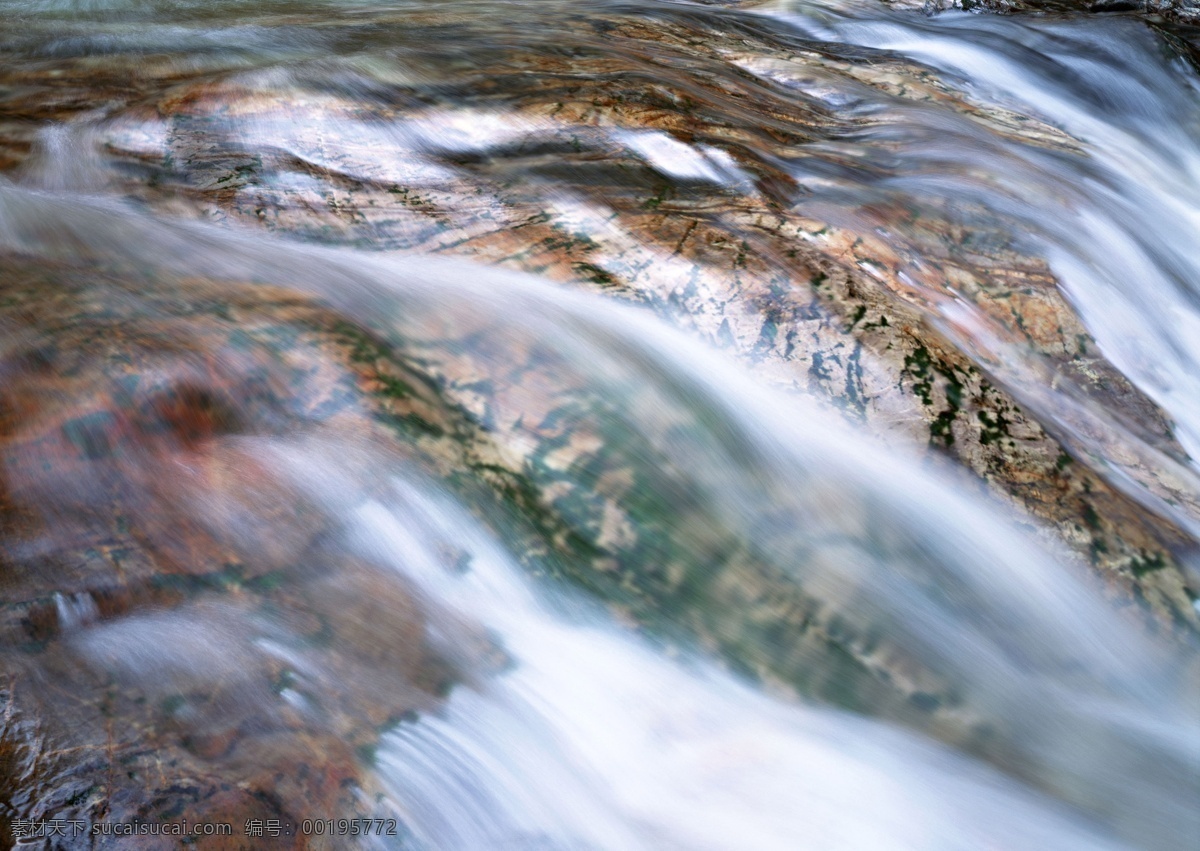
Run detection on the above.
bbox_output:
[357,477,1130,851]
[332,254,1197,851]
[253,421,1159,851]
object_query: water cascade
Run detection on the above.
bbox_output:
[0,1,1197,848]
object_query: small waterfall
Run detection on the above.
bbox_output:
[0,1,1197,849]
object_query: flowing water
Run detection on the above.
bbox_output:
[0,1,1198,849]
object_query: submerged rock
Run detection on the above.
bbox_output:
[23,0,1185,630]
[0,261,465,846]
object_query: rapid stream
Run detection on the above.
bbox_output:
[0,1,1198,849]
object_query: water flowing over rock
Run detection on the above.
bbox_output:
[0,1,1197,849]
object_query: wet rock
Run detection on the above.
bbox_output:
[40,0,1191,634]
[0,260,453,844]
[883,0,1200,23]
